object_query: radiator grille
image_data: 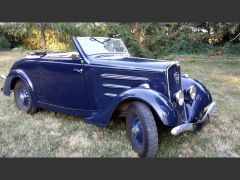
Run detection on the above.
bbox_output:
[166,63,181,101]
[166,63,186,123]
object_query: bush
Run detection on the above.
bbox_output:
[11,46,28,52]
[170,35,213,54]
[0,36,11,49]
[224,43,240,56]
[1,22,240,57]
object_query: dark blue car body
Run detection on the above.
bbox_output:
[3,36,214,130]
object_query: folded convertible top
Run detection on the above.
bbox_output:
[27,51,47,57]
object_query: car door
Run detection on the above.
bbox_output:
[39,58,88,110]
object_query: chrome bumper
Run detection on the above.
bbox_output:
[171,101,217,136]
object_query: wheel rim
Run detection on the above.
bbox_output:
[130,115,144,147]
[18,87,30,110]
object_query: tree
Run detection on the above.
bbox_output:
[39,23,47,50]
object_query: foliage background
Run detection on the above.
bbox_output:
[0,23,240,157]
[0,22,240,57]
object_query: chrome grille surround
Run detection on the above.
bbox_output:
[166,62,181,100]
[166,62,186,124]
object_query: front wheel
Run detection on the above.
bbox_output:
[126,102,158,157]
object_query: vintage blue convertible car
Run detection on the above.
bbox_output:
[2,36,216,157]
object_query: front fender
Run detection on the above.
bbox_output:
[181,77,213,123]
[85,88,178,127]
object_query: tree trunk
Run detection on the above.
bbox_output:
[132,23,145,48]
[206,22,211,34]
[40,23,47,51]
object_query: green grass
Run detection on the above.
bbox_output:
[0,51,240,157]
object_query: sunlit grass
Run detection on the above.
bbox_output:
[0,51,239,157]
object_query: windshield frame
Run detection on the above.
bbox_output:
[76,37,130,57]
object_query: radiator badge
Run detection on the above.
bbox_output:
[174,72,180,84]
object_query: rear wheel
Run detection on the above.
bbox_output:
[126,102,158,157]
[14,80,37,114]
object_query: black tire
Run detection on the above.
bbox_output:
[126,101,158,157]
[14,80,37,114]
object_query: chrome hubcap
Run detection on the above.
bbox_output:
[18,88,30,109]
[131,117,143,147]
[19,93,25,102]
[131,123,140,137]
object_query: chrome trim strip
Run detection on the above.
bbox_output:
[102,83,131,89]
[101,73,149,81]
[104,93,117,97]
[37,61,81,65]
[93,64,165,72]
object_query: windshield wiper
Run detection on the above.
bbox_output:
[102,38,111,43]
[90,37,112,44]
[102,34,122,43]
[90,37,105,44]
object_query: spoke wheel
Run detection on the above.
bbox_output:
[14,80,37,114]
[126,102,158,158]
[17,87,31,110]
[130,115,144,148]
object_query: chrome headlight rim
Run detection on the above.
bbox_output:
[187,85,197,100]
[174,90,184,106]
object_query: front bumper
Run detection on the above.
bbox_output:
[171,101,217,136]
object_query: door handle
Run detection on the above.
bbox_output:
[73,68,83,73]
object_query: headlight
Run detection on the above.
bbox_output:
[188,86,196,100]
[175,91,184,106]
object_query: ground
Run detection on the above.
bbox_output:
[0,51,239,157]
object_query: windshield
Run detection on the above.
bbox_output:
[77,37,129,56]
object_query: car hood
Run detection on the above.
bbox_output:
[90,56,178,72]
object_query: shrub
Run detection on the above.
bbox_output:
[224,43,240,56]
[11,46,28,52]
[170,35,213,54]
[0,36,11,49]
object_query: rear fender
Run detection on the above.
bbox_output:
[3,69,37,105]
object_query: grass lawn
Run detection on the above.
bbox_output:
[0,51,240,157]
